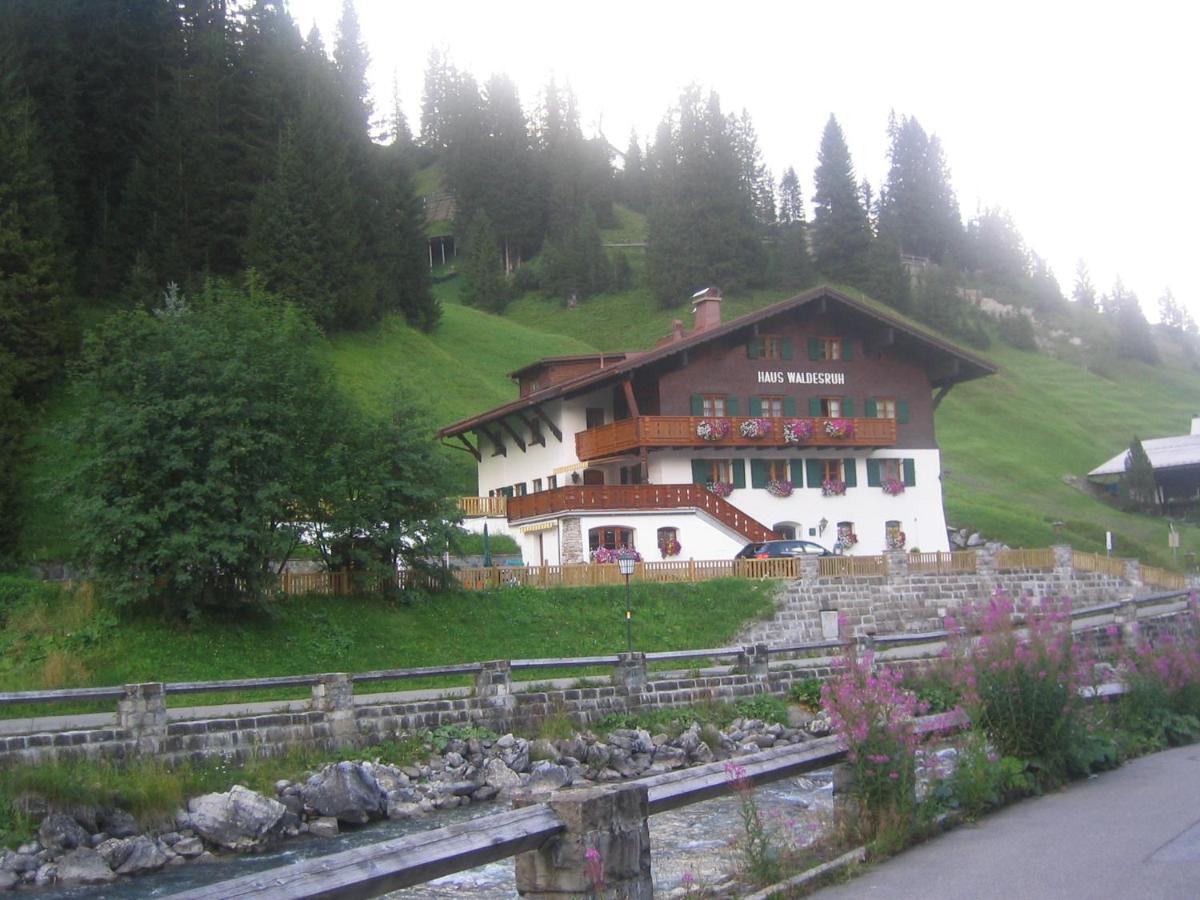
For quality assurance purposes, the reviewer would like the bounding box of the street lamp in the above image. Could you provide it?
[617,554,637,653]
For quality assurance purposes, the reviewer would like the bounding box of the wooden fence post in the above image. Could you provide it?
[514,783,652,899]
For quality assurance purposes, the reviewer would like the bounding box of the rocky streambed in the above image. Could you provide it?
[2,714,835,895]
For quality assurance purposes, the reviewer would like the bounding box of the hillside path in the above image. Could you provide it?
[813,742,1200,899]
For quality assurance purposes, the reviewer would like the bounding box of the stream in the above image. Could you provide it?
[28,772,834,898]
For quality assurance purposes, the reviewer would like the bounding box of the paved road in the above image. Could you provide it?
[814,743,1200,899]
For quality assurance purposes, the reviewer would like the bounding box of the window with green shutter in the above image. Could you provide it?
[897,400,910,424]
[726,396,740,416]
[781,337,793,360]
[783,396,796,416]
[866,459,881,486]
[903,458,916,486]
[808,336,821,360]
[805,459,823,487]
[747,337,765,358]
[691,394,704,415]
[841,339,853,361]
[732,458,746,489]
[864,398,877,417]
[841,398,854,417]
[748,396,762,416]
[790,458,806,487]
[808,397,822,416]
[843,458,857,487]
[750,458,770,488]
[691,459,709,484]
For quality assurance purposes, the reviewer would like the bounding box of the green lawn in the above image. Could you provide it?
[0,576,777,695]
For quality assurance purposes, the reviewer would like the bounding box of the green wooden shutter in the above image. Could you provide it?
[897,400,910,424]
[808,337,821,360]
[732,458,746,489]
[843,458,857,487]
[783,396,796,416]
[864,398,877,418]
[866,459,881,487]
[790,459,805,486]
[747,338,764,358]
[808,397,822,416]
[841,339,853,361]
[691,459,709,484]
[781,338,793,360]
[750,458,770,488]
[748,396,762,416]
[806,459,822,488]
[501,486,514,498]
[842,398,854,417]
[691,394,704,415]
[726,396,739,416]
[903,458,916,486]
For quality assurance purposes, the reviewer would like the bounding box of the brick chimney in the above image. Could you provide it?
[691,286,722,331]
[671,319,685,340]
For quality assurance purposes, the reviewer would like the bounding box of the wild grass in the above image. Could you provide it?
[0,577,777,701]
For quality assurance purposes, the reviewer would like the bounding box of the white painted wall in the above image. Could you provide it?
[649,448,950,554]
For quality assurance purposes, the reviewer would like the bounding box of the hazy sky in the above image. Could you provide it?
[290,0,1197,320]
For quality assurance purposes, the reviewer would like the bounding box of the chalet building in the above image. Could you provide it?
[1088,417,1200,511]
[438,286,995,564]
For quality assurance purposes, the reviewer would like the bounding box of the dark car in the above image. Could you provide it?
[735,539,833,559]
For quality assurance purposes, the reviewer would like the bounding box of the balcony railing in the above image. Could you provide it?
[575,416,897,461]
[506,484,777,543]
[458,496,508,518]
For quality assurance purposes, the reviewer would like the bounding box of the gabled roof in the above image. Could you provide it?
[438,285,998,439]
[1089,432,1200,477]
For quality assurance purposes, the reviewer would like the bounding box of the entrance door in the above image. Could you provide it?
[582,469,605,485]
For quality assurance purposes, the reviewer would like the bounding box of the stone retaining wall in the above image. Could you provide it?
[740,544,1140,645]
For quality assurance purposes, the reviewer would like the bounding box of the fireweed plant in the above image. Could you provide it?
[724,761,781,885]
[821,642,923,832]
[1114,599,1200,751]
[944,589,1092,787]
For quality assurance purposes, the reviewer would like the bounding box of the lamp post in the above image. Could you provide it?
[617,554,637,653]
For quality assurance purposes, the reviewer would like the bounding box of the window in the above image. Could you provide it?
[701,459,733,483]
[811,337,841,360]
[586,407,606,429]
[532,478,543,493]
[701,394,727,417]
[773,522,799,540]
[867,397,908,423]
[880,459,902,482]
[873,398,897,419]
[822,459,844,482]
[589,526,635,552]
[747,335,792,359]
[886,520,906,550]
[548,474,558,489]
[619,465,643,485]
[762,335,784,359]
[513,482,527,496]
[820,397,842,417]
[758,396,785,417]
[836,521,857,551]
[657,527,681,557]
[766,459,789,482]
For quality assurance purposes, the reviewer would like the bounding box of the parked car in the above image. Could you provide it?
[735,539,833,559]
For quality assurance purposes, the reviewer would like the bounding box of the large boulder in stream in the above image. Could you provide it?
[187,785,286,851]
[300,762,387,825]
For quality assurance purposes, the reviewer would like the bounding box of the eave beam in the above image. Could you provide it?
[530,404,562,442]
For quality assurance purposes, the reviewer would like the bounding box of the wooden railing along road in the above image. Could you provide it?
[575,415,897,461]
[506,484,778,543]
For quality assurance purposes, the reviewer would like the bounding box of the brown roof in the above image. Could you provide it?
[437,285,997,438]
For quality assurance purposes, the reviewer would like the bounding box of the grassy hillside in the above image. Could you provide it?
[14,213,1200,569]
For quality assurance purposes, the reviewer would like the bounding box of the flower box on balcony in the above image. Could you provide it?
[821,478,847,497]
[696,419,731,441]
[707,481,734,497]
[766,479,794,498]
[882,478,905,495]
[783,419,815,443]
[824,418,856,439]
[739,418,773,439]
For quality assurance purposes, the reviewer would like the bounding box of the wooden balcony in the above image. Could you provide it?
[575,416,897,461]
[506,484,777,543]
[457,496,508,518]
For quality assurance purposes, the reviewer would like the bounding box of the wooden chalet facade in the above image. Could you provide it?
[438,286,996,564]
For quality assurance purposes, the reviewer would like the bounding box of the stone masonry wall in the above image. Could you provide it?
[740,544,1140,646]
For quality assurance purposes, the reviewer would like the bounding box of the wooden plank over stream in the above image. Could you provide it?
[167,804,564,900]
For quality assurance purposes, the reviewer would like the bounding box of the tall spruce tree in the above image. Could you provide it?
[1124,436,1158,512]
[1106,277,1160,364]
[878,113,961,262]
[460,210,505,311]
[645,87,764,307]
[777,167,805,225]
[619,130,647,211]
[1072,260,1098,311]
[811,115,870,284]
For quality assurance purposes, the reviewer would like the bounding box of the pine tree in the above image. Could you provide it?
[729,109,775,225]
[1123,436,1159,513]
[619,130,647,211]
[1106,277,1160,364]
[460,210,506,311]
[777,167,805,225]
[333,0,371,134]
[878,114,962,262]
[1072,260,1097,311]
[419,47,454,149]
[811,114,870,284]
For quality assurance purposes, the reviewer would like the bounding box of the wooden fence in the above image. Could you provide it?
[995,547,1056,570]
[456,495,507,518]
[817,555,889,578]
[1141,565,1189,591]
[1072,550,1127,579]
[907,551,977,574]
